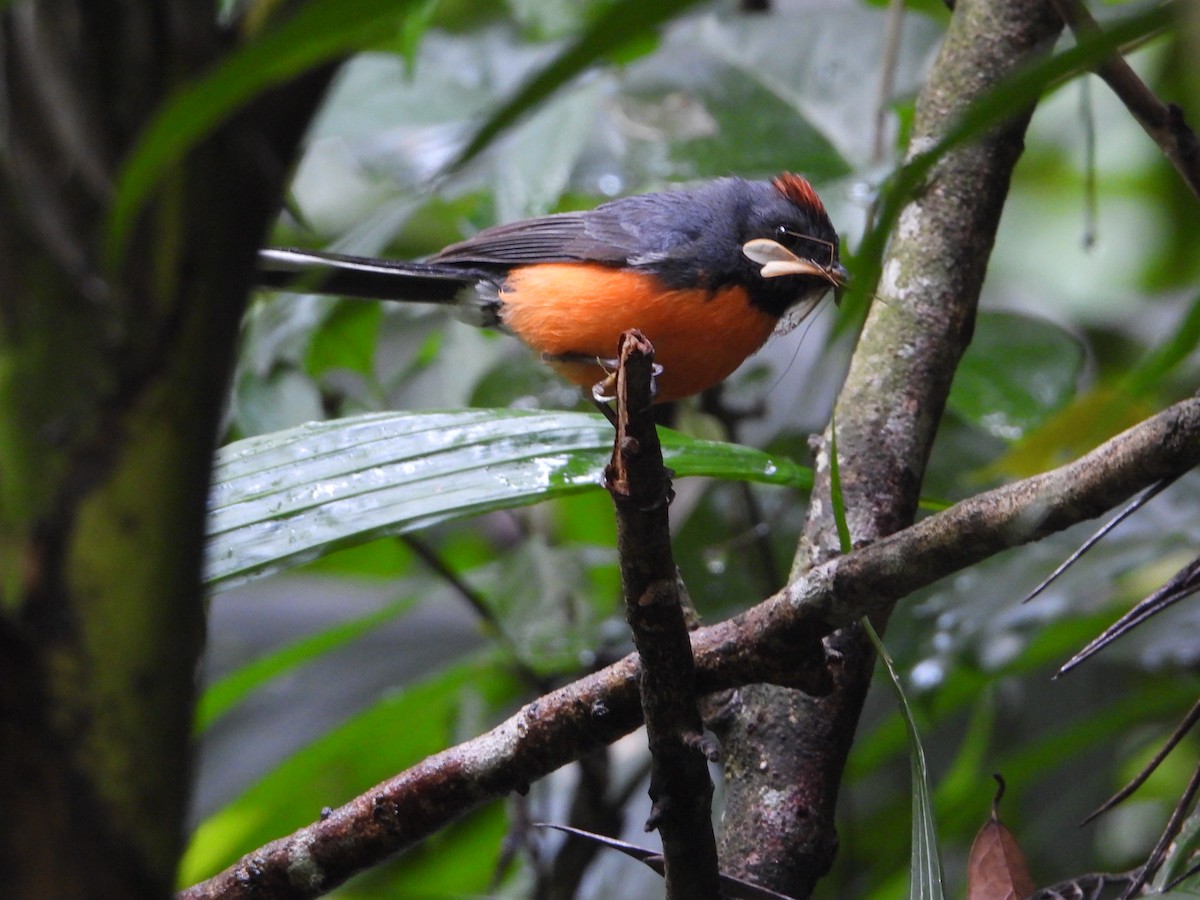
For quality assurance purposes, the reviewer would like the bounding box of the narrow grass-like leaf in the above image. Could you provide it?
[107,0,422,263]
[205,409,811,590]
[948,311,1085,441]
[863,619,946,900]
[828,414,852,555]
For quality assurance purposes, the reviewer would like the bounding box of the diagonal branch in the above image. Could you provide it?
[1048,0,1200,200]
[180,397,1200,900]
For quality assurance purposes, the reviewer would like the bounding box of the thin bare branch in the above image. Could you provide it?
[871,0,907,164]
[1121,756,1200,897]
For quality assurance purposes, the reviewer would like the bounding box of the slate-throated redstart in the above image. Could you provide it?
[257,173,846,404]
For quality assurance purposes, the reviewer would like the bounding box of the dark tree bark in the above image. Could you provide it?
[0,3,330,896]
[712,0,1065,892]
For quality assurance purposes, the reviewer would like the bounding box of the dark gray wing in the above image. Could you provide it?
[428,213,607,266]
[428,185,736,271]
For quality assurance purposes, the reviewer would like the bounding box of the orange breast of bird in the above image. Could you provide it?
[497,263,778,404]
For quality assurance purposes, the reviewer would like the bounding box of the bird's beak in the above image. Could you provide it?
[742,238,846,287]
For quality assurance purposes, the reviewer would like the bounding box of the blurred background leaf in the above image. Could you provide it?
[107,0,429,259]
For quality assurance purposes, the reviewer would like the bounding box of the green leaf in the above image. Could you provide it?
[947,311,1085,440]
[194,599,414,732]
[107,0,425,263]
[863,619,946,900]
[1122,290,1200,398]
[205,409,811,590]
[179,658,521,886]
[1151,801,1200,893]
[448,0,706,173]
[305,300,384,379]
[666,67,851,182]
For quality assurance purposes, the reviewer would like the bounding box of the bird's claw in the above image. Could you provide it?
[590,358,663,404]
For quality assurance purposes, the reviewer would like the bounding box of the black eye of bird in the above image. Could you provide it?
[775,225,837,269]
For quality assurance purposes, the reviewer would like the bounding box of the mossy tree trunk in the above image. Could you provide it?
[713,0,1064,892]
[0,4,328,896]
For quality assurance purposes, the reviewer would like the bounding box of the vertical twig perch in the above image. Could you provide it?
[604,329,721,900]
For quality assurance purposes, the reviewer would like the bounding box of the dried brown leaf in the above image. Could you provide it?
[968,776,1036,900]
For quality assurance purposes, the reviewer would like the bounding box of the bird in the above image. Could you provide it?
[257,173,846,405]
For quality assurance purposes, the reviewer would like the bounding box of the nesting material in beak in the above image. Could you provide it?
[742,238,846,286]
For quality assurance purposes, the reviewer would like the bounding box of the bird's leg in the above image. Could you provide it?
[589,393,619,426]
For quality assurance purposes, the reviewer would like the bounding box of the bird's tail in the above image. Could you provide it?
[256,248,487,307]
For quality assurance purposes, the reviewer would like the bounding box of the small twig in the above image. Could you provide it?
[604,329,721,900]
[1028,870,1136,899]
[1079,75,1098,249]
[1165,858,1200,893]
[1083,697,1200,824]
[1021,475,1177,605]
[871,0,907,164]
[1049,0,1200,201]
[1057,552,1200,676]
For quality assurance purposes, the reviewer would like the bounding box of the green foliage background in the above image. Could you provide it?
[181,0,1200,896]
